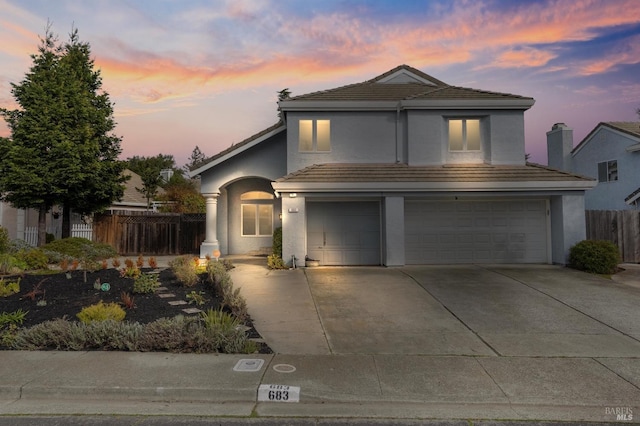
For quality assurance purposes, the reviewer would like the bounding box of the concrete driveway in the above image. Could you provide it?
[231,261,640,357]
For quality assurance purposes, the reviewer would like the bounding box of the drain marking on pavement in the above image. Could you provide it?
[273,363,296,373]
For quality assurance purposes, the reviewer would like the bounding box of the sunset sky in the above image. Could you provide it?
[1,0,639,168]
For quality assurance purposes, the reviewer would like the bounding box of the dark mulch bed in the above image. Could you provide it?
[0,267,271,353]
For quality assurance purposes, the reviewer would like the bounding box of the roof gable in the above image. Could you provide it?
[572,121,640,155]
[190,121,285,177]
[279,65,533,111]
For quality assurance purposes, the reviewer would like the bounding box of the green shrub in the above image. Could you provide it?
[169,255,200,287]
[0,278,20,297]
[267,254,286,270]
[82,320,143,351]
[11,315,255,353]
[42,237,116,263]
[206,261,248,321]
[15,248,49,270]
[199,308,248,353]
[272,226,282,257]
[13,319,87,350]
[0,309,28,327]
[569,239,621,275]
[137,316,193,352]
[77,301,126,323]
[133,273,159,294]
[0,254,26,275]
[0,226,9,254]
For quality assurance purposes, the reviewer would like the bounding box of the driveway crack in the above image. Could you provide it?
[401,269,503,357]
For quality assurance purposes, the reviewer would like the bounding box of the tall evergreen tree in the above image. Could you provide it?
[0,26,126,245]
[56,28,127,237]
[0,29,68,246]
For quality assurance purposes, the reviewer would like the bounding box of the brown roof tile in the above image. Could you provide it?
[287,65,532,103]
[275,163,592,183]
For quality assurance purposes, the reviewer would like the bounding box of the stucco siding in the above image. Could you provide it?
[286,111,398,173]
[200,131,286,194]
[407,111,444,165]
[486,111,526,165]
[572,128,639,210]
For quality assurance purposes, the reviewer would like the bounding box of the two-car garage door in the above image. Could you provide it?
[405,200,549,264]
[306,199,549,265]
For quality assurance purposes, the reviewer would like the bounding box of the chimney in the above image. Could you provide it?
[547,123,573,171]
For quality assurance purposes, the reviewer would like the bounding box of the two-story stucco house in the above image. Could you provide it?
[192,65,594,266]
[547,121,640,210]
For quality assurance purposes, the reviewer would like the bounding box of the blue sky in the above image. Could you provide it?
[1,0,639,167]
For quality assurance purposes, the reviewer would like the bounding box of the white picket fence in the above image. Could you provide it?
[23,223,93,246]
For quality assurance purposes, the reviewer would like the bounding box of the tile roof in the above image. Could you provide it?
[605,121,640,137]
[275,163,593,184]
[573,121,640,153]
[286,64,532,103]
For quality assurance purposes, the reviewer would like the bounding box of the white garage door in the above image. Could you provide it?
[405,200,548,264]
[307,201,380,265]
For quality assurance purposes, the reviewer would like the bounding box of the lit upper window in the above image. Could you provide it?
[449,119,481,151]
[299,119,330,152]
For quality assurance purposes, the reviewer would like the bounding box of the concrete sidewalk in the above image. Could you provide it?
[0,350,638,423]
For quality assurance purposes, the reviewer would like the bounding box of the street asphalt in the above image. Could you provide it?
[1,257,639,424]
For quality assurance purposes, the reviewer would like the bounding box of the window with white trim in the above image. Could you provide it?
[241,191,274,236]
[448,119,481,151]
[598,160,618,182]
[299,119,330,152]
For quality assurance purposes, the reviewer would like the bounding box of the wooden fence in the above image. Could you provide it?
[585,210,640,263]
[93,212,206,256]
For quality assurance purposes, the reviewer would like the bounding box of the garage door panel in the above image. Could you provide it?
[406,200,548,264]
[307,202,380,266]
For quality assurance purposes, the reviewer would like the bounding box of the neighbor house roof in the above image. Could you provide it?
[111,169,164,209]
[272,163,595,193]
[572,121,640,154]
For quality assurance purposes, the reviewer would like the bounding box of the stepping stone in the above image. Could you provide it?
[156,287,168,292]
[168,300,188,306]
[158,293,175,298]
[182,307,202,314]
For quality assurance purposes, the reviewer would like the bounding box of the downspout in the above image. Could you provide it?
[395,102,401,163]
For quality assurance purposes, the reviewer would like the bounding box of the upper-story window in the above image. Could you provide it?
[448,119,481,151]
[299,119,330,152]
[598,160,618,182]
[240,191,274,237]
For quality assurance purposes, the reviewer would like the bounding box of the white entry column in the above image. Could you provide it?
[200,192,220,258]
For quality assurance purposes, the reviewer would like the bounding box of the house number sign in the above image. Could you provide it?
[257,384,300,402]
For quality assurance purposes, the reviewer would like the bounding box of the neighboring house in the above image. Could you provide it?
[0,169,158,244]
[192,65,595,266]
[547,122,640,210]
[108,169,164,212]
